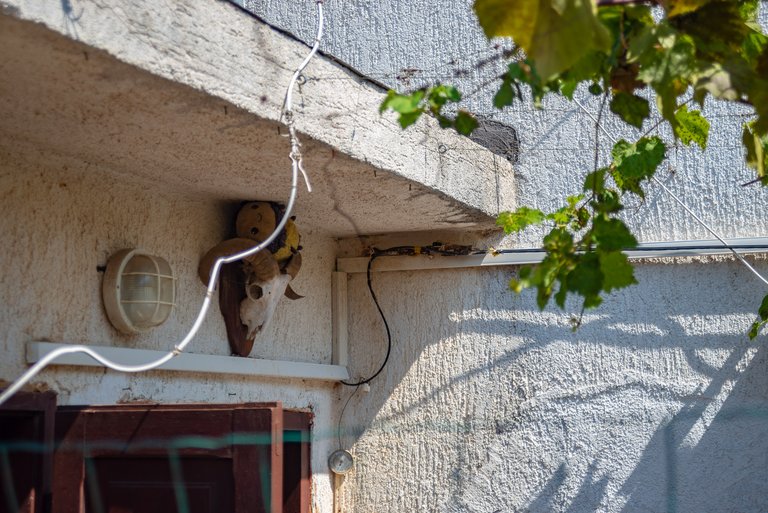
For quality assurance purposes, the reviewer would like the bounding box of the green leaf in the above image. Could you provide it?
[566,253,603,301]
[543,227,575,253]
[672,2,748,59]
[380,90,425,114]
[739,0,760,22]
[380,90,427,128]
[592,217,638,251]
[674,106,709,150]
[743,122,768,179]
[584,168,606,193]
[742,29,768,66]
[441,85,462,102]
[547,197,586,228]
[610,92,650,129]
[428,85,462,112]
[611,136,667,196]
[497,207,546,233]
[749,294,768,339]
[510,266,535,293]
[494,80,515,108]
[454,111,479,135]
[474,0,539,47]
[588,83,603,96]
[664,0,713,18]
[599,251,638,292]
[593,189,623,214]
[474,0,611,80]
[397,111,423,129]
[758,294,768,320]
[634,28,696,123]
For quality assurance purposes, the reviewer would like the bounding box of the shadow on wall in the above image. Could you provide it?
[338,260,768,512]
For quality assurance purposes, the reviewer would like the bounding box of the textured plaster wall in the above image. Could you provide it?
[2,0,514,230]
[238,0,768,245]
[239,3,768,512]
[0,150,338,511]
[338,257,768,512]
[2,1,767,512]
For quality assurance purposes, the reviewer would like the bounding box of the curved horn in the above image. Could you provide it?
[198,238,277,285]
[284,284,304,300]
[282,252,302,279]
[282,253,304,299]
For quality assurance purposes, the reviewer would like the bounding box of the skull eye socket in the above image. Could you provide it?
[247,283,264,301]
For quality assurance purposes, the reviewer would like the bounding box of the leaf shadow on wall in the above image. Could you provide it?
[339,261,768,512]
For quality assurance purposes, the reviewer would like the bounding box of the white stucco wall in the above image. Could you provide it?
[238,4,768,512]
[0,147,341,510]
[239,0,768,244]
[337,255,768,512]
[3,1,767,512]
[1,0,514,235]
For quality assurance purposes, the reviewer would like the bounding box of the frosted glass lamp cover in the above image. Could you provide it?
[102,249,176,334]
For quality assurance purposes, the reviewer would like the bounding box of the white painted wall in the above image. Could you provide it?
[338,255,768,512]
[2,1,768,512]
[239,0,768,244]
[230,2,768,511]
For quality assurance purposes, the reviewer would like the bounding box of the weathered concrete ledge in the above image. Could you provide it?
[1,0,515,236]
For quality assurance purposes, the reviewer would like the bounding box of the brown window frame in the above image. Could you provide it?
[282,412,311,513]
[0,390,56,513]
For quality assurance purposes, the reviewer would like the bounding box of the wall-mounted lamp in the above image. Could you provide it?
[102,249,176,334]
[328,449,354,475]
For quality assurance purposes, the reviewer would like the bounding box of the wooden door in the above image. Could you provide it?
[53,404,283,513]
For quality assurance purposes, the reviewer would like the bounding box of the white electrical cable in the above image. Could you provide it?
[282,0,324,194]
[572,97,768,288]
[0,0,325,407]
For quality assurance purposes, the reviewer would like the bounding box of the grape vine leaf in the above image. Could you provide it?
[610,136,666,197]
[748,294,768,339]
[474,0,610,80]
[743,122,768,180]
[455,111,479,135]
[663,0,713,18]
[591,217,638,251]
[497,207,546,233]
[566,252,603,305]
[494,79,515,108]
[380,90,426,128]
[599,251,638,292]
[610,92,650,129]
[674,106,709,150]
[634,28,697,123]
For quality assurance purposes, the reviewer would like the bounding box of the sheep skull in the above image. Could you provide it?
[240,270,292,339]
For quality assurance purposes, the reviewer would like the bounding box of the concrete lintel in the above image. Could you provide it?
[1,1,515,234]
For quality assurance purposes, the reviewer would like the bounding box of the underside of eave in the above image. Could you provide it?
[0,1,515,238]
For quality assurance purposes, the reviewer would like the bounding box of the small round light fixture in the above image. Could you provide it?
[102,249,176,334]
[328,449,354,475]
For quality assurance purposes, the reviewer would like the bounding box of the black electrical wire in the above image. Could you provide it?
[341,253,392,386]
[336,384,360,447]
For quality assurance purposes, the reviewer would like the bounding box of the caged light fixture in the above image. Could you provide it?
[102,249,176,334]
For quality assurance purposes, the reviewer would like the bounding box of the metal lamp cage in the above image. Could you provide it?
[103,248,176,334]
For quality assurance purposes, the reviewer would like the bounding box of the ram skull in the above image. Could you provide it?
[239,250,301,339]
[198,239,303,345]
